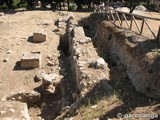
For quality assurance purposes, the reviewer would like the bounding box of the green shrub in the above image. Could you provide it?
[20,3,28,8]
[68,3,77,11]
[148,4,157,11]
[139,2,147,6]
[0,5,7,10]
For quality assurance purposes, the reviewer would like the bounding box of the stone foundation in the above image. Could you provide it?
[88,14,160,99]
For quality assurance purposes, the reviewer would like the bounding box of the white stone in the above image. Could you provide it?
[0,111,6,115]
[36,70,45,81]
[90,105,97,109]
[64,117,73,120]
[96,58,106,69]
[7,50,12,54]
[47,60,54,66]
[1,96,6,102]
[45,84,56,94]
[135,5,147,11]
[3,58,9,62]
[42,73,57,85]
[9,108,15,113]
[116,7,130,12]
[0,13,4,16]
[73,27,85,39]
[47,55,52,59]
[58,22,66,28]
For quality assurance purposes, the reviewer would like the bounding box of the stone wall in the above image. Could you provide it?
[68,17,112,97]
[54,16,112,116]
[88,14,160,99]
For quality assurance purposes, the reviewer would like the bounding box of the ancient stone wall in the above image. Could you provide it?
[88,14,160,99]
[68,17,112,97]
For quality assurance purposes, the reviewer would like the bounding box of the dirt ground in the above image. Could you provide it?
[0,9,160,120]
[0,10,90,119]
[0,10,90,97]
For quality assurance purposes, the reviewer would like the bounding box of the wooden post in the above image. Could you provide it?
[140,18,145,35]
[132,16,141,33]
[157,26,160,42]
[115,12,121,26]
[120,13,123,27]
[122,13,130,28]
[144,19,156,39]
[110,10,115,22]
[130,16,133,30]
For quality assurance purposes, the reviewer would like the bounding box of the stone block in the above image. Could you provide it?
[58,22,66,28]
[21,52,41,68]
[0,101,30,120]
[73,27,85,39]
[0,12,4,16]
[33,29,47,43]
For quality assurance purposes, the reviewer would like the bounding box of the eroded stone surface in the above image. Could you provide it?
[89,13,160,99]
[0,101,30,120]
[69,26,111,95]
[42,73,57,86]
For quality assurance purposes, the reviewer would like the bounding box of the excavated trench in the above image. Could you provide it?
[85,13,160,100]
[39,13,160,119]
[3,13,160,120]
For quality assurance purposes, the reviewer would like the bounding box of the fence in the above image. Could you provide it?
[94,7,160,40]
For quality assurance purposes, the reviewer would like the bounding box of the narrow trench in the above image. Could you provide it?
[28,18,159,120]
[81,22,159,119]
[39,34,76,120]
[26,35,76,120]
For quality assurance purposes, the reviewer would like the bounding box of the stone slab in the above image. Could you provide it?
[21,52,41,68]
[33,29,47,43]
[0,101,30,120]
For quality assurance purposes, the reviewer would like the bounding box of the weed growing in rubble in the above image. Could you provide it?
[88,98,91,108]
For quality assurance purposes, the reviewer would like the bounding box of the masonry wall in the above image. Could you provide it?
[88,14,160,99]
[67,17,112,97]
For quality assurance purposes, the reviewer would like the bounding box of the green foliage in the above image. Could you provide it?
[148,4,157,11]
[20,3,27,8]
[13,0,20,6]
[68,3,77,11]
[123,0,145,13]
[0,5,7,10]
[87,98,91,107]
[139,2,147,6]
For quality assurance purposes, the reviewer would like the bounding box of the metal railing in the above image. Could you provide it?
[95,7,160,40]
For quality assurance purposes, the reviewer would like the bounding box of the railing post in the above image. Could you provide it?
[140,18,145,35]
[120,14,123,27]
[130,16,133,30]
[157,26,160,42]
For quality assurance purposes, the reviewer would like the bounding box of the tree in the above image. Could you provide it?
[124,0,145,13]
[74,0,84,10]
[2,0,13,9]
[26,0,34,9]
